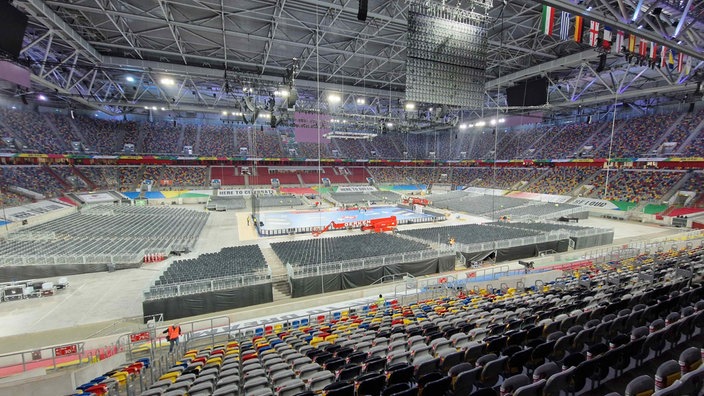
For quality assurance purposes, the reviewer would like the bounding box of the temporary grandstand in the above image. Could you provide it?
[143,245,272,320]
[1,0,704,395]
[0,205,208,280]
[272,233,455,297]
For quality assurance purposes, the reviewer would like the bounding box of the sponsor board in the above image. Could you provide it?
[2,200,72,222]
[571,197,620,210]
[506,191,572,203]
[217,189,274,197]
[77,193,116,203]
[337,186,377,193]
[462,187,507,196]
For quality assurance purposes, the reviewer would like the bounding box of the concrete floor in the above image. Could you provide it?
[0,203,687,354]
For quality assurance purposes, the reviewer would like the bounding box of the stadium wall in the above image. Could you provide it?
[142,283,273,321]
[290,255,455,298]
[0,261,142,282]
[459,238,570,264]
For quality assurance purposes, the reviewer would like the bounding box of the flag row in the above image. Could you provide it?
[541,5,692,73]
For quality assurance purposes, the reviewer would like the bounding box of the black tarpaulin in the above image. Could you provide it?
[142,283,273,321]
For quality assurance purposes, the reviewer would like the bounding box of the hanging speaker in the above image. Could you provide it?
[357,0,368,21]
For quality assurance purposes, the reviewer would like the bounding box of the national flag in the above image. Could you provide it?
[602,26,613,51]
[541,5,556,35]
[684,56,692,74]
[589,20,600,46]
[574,16,584,43]
[668,50,675,70]
[559,11,570,41]
[649,42,657,60]
[638,38,647,57]
[628,34,636,53]
[615,31,625,54]
[660,45,668,68]
[677,53,685,73]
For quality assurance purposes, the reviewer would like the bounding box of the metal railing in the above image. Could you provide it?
[285,248,455,278]
[453,230,571,254]
[143,268,272,300]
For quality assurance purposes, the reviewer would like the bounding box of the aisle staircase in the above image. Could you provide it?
[259,243,291,300]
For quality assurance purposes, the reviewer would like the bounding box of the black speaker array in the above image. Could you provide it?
[357,0,368,21]
[0,1,29,60]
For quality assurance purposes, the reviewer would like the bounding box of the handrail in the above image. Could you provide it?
[286,248,455,278]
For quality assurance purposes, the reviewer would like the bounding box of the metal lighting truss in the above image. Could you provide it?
[2,0,702,119]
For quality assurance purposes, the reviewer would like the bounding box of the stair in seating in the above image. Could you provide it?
[271,277,291,301]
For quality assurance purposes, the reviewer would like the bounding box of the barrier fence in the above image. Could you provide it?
[143,268,272,300]
[285,248,455,278]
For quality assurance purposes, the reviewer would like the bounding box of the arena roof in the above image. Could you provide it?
[3,0,704,122]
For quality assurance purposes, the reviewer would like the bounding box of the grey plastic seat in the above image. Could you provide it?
[211,384,238,396]
[188,381,215,396]
[500,373,531,395]
[388,340,406,353]
[624,375,655,396]
[532,362,560,382]
[678,365,704,395]
[513,379,546,396]
[275,379,306,396]
[298,363,322,381]
[543,366,575,396]
[678,346,702,375]
[655,360,681,391]
[248,388,274,396]
[243,376,270,394]
[271,369,296,387]
[307,370,335,392]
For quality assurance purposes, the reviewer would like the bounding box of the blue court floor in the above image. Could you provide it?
[257,205,437,233]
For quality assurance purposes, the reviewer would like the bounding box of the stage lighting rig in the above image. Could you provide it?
[406,0,489,109]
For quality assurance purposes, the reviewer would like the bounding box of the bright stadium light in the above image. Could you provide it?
[404,102,416,111]
[475,121,486,127]
[356,98,366,105]
[126,76,135,83]
[490,119,497,126]
[222,110,228,115]
[499,118,506,123]
[327,93,342,103]
[459,123,467,130]
[160,77,175,86]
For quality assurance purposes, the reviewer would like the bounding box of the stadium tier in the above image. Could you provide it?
[126,245,704,396]
[1,109,703,159]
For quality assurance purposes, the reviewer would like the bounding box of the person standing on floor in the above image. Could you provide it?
[163,323,182,353]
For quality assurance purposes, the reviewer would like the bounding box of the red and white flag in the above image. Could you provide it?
[660,45,668,68]
[589,21,600,47]
[638,38,647,57]
[649,42,657,60]
[615,31,625,54]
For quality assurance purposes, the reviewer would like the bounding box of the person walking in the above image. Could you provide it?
[163,323,181,353]
[376,294,386,308]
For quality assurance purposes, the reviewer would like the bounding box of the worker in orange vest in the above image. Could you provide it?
[163,323,181,353]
